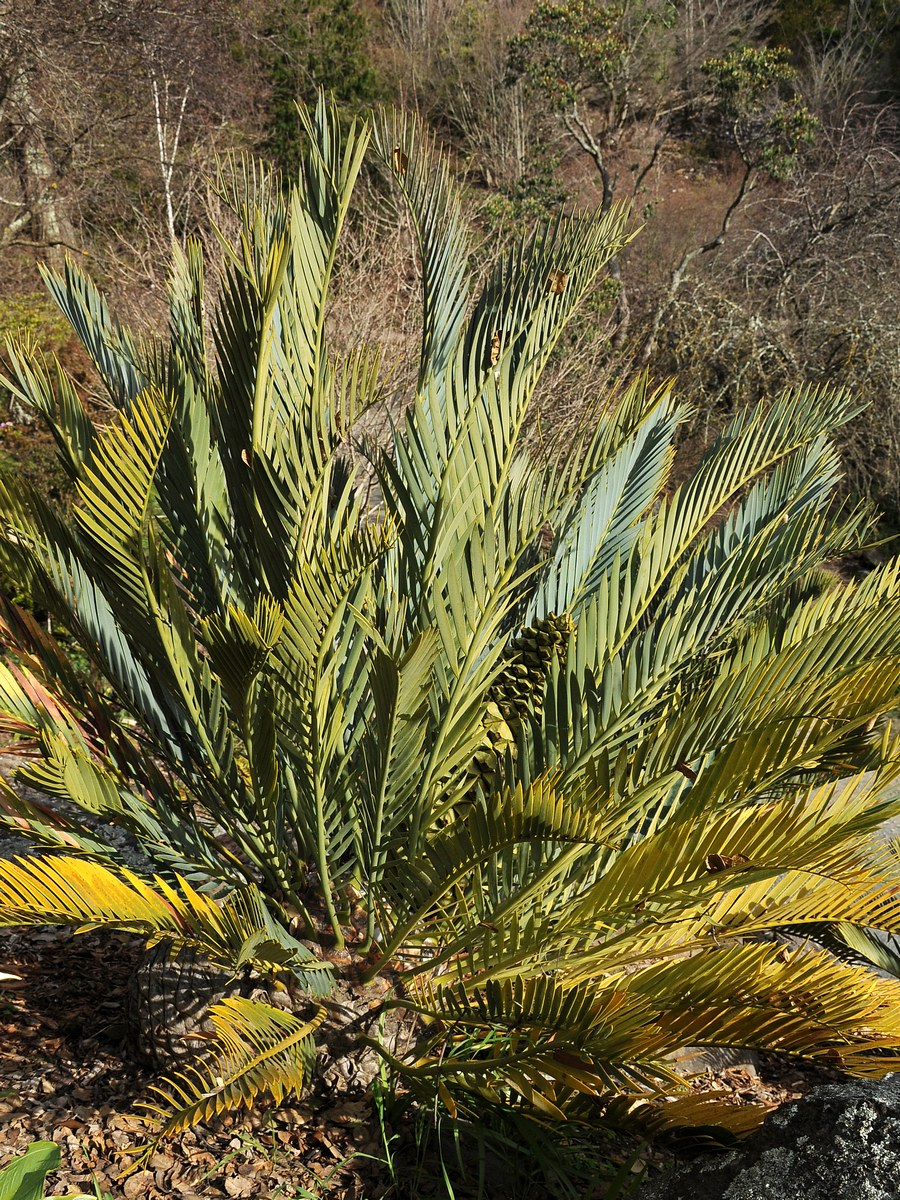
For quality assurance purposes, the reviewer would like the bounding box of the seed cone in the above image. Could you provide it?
[467,612,575,790]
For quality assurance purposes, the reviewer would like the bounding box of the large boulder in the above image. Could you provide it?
[638,1075,900,1200]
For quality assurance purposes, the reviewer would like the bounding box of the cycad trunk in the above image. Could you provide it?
[126,941,248,1066]
[127,941,413,1096]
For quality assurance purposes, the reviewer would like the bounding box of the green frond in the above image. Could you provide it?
[373,108,469,398]
[601,1093,766,1146]
[622,942,900,1071]
[40,258,148,409]
[44,545,192,748]
[399,940,900,1126]
[0,853,187,932]
[529,398,680,620]
[377,772,614,966]
[568,767,900,930]
[136,998,326,1145]
[0,855,332,991]
[357,629,440,894]
[2,339,96,481]
[826,923,900,979]
[153,241,229,617]
[73,386,173,635]
[201,597,285,721]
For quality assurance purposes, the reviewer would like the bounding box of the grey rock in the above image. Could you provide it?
[637,1075,900,1200]
[667,1046,760,1077]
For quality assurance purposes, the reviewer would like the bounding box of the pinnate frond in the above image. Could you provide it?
[0,855,332,990]
[136,998,325,1146]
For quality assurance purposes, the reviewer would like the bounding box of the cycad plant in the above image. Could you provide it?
[3,98,900,1161]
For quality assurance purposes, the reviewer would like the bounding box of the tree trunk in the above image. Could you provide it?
[7,56,77,269]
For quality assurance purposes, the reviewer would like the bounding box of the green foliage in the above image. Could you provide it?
[0,295,70,357]
[2,97,900,1165]
[0,1141,107,1200]
[771,0,848,49]
[771,1,899,59]
[140,998,327,1140]
[0,1141,58,1200]
[702,47,817,176]
[385,1098,636,1200]
[507,1,628,109]
[0,298,80,578]
[509,7,816,182]
[0,426,71,610]
[0,1140,98,1200]
[0,427,70,503]
[770,0,900,99]
[479,148,570,245]
[260,0,381,175]
[0,294,74,418]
